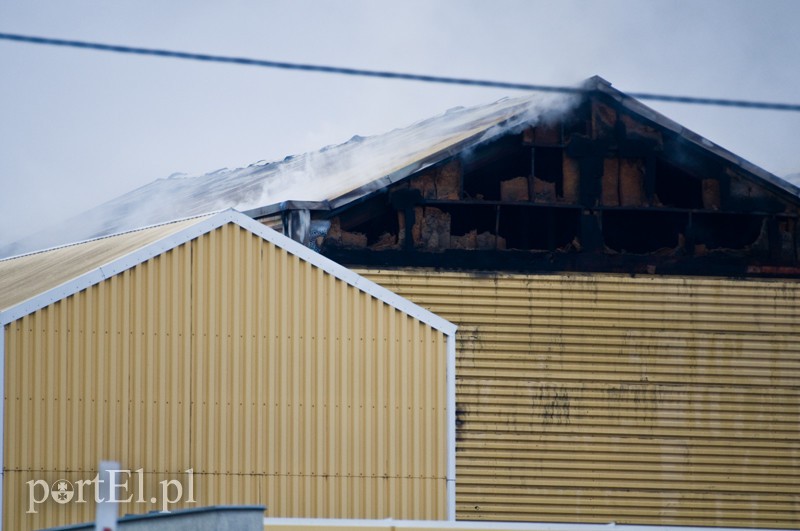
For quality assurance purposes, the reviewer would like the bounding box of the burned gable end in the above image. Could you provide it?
[287,91,800,278]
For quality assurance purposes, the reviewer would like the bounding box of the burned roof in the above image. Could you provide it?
[306,77,800,278]
[0,91,569,258]
[3,76,798,260]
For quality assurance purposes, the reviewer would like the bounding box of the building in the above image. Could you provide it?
[296,78,800,528]
[5,76,800,528]
[0,210,457,530]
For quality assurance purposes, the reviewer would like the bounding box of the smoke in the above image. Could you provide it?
[0,89,581,258]
[242,89,579,210]
[476,92,578,145]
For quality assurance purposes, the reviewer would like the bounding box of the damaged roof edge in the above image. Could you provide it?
[251,76,800,223]
[244,112,538,218]
[243,201,331,218]
[588,76,800,200]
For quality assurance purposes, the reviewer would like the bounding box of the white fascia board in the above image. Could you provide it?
[263,519,790,531]
[0,209,458,338]
[446,333,456,521]
[233,211,457,336]
[0,269,107,325]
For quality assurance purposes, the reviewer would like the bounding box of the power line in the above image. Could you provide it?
[2,32,799,112]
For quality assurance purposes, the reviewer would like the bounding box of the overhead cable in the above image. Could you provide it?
[1,32,799,112]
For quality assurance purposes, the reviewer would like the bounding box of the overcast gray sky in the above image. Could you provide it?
[1,0,799,249]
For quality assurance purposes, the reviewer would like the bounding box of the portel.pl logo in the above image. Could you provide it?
[26,467,196,514]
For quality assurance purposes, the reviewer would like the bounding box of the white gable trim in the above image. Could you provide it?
[446,333,457,520]
[0,324,5,528]
[232,212,456,335]
[0,209,456,335]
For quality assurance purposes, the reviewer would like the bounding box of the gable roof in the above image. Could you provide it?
[0,209,456,335]
[4,76,798,258]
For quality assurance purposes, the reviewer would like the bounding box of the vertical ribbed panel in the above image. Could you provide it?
[189,224,447,519]
[5,244,193,530]
[358,269,800,529]
[4,223,447,530]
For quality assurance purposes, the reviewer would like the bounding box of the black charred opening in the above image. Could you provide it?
[603,211,686,254]
[691,213,764,250]
[500,206,579,250]
[533,147,564,198]
[339,196,399,245]
[462,135,530,200]
[446,203,497,236]
[655,159,704,209]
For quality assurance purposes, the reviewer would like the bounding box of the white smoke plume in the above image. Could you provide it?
[0,90,579,258]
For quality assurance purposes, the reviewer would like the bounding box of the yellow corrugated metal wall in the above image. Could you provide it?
[358,269,800,529]
[4,223,447,530]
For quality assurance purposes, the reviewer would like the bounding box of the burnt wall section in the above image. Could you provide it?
[312,94,800,278]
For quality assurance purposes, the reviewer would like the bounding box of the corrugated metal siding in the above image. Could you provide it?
[357,269,800,529]
[188,224,447,518]
[4,223,447,530]
[4,244,195,531]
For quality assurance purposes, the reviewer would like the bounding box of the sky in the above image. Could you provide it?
[1,0,799,249]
